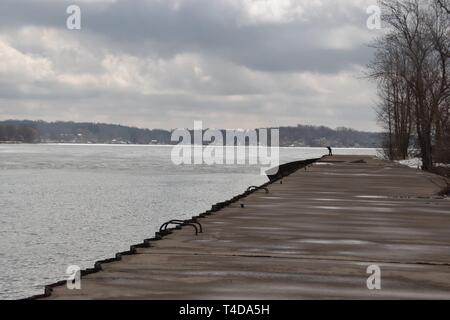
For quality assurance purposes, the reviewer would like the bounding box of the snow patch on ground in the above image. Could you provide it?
[397,158,422,169]
[396,158,450,169]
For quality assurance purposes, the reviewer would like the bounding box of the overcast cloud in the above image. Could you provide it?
[0,0,382,131]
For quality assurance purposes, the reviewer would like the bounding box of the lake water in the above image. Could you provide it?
[0,144,378,299]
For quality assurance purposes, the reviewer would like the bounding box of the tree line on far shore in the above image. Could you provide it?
[0,124,39,143]
[368,0,450,170]
[0,120,381,148]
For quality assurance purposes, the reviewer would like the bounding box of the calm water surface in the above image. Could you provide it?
[0,144,377,299]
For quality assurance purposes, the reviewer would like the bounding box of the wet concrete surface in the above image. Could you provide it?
[44,155,450,299]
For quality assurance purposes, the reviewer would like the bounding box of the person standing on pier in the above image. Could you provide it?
[327,146,333,156]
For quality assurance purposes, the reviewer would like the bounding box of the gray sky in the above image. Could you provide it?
[0,0,382,131]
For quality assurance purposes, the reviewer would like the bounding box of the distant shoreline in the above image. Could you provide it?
[0,120,383,148]
[0,142,378,150]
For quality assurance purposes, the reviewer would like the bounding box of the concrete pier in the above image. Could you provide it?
[42,155,450,299]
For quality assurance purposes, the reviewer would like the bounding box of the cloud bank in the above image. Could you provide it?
[0,0,381,130]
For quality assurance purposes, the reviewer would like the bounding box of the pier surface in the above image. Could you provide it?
[44,155,450,299]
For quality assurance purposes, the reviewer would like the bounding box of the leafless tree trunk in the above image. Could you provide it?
[369,29,413,160]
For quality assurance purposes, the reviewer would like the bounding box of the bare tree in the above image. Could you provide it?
[429,0,450,163]
[369,21,413,160]
[370,0,449,170]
